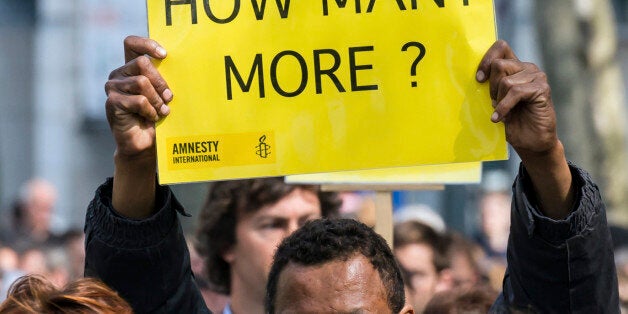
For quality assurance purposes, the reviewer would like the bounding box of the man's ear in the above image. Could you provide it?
[222,247,235,264]
[399,304,414,314]
[435,268,454,292]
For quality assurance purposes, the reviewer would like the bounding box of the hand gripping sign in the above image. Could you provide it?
[147,0,506,184]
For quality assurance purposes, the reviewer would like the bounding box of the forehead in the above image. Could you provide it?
[395,243,435,269]
[274,255,390,313]
[243,188,322,219]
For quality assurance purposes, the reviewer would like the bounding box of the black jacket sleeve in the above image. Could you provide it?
[84,178,210,314]
[492,163,619,313]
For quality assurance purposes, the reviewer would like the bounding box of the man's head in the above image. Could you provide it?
[423,287,498,313]
[394,220,450,313]
[194,177,340,299]
[479,190,511,255]
[266,218,413,314]
[15,179,56,239]
[443,233,482,290]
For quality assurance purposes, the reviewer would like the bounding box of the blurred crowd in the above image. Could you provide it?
[175,170,531,313]
[0,179,85,303]
[2,171,628,312]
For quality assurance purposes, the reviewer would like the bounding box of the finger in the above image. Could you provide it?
[106,91,160,122]
[491,87,525,123]
[492,79,549,123]
[107,76,170,116]
[488,59,526,99]
[124,36,167,63]
[476,40,518,83]
[109,56,173,103]
[495,67,536,105]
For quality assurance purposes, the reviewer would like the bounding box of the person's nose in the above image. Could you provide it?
[286,220,300,235]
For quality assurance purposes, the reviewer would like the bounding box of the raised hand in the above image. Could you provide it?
[476,40,558,156]
[105,36,172,159]
[476,40,573,220]
[105,36,172,218]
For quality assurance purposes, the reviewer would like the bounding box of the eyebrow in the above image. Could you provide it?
[255,212,319,220]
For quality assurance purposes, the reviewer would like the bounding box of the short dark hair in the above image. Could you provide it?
[394,220,450,272]
[194,177,341,294]
[265,218,406,313]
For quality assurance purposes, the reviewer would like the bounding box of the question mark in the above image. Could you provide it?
[401,42,426,88]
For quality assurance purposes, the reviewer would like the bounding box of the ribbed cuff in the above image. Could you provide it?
[518,162,601,245]
[86,177,189,249]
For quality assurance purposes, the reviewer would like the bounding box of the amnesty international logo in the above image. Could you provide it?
[256,135,271,159]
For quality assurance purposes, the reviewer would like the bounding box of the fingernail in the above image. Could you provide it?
[491,111,500,122]
[476,70,485,82]
[163,89,173,102]
[160,105,170,115]
[156,46,167,58]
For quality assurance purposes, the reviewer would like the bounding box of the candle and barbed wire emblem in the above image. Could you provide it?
[256,135,271,159]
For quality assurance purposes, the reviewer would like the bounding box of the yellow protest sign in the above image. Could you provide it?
[147,0,506,184]
[285,162,482,185]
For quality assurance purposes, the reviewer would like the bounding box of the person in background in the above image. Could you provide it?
[476,186,511,259]
[0,246,19,303]
[423,287,498,313]
[18,248,47,277]
[472,172,513,291]
[613,248,628,311]
[4,247,51,298]
[1,240,83,303]
[186,237,230,313]
[44,245,71,289]
[442,232,484,291]
[0,179,58,252]
[0,274,132,313]
[0,247,19,276]
[394,220,452,313]
[394,204,446,234]
[60,229,86,282]
[193,178,340,314]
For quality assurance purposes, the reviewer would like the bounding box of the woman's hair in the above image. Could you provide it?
[0,274,132,313]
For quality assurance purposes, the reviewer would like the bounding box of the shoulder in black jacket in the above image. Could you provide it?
[491,163,619,313]
[84,178,210,313]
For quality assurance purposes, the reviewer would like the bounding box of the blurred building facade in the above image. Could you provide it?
[1,0,150,233]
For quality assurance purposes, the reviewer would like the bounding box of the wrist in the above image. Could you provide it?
[113,148,157,219]
[114,148,156,176]
[519,141,563,167]
[518,140,574,220]
[114,147,156,164]
[513,136,561,162]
